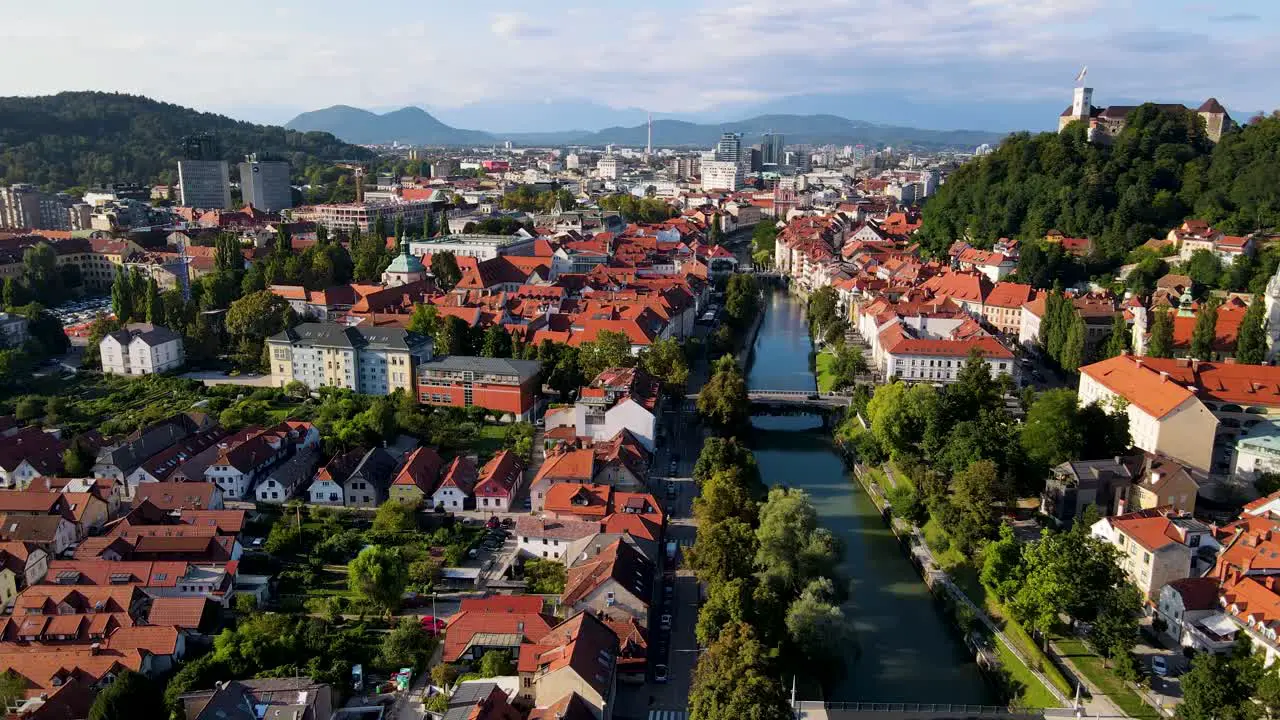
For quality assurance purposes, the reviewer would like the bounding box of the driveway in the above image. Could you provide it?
[1135,638,1185,713]
[181,370,275,387]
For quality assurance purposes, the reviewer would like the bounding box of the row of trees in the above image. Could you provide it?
[686,435,853,717]
[597,194,678,223]
[982,521,1144,675]
[851,355,1128,554]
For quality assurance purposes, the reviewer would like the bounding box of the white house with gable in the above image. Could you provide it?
[99,323,185,376]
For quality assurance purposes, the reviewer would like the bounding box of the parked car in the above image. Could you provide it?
[654,664,669,683]
[486,516,500,529]
[1151,655,1168,677]
[500,517,515,528]
[420,616,446,634]
[660,614,672,631]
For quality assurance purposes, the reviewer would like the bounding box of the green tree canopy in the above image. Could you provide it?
[577,330,634,381]
[348,545,407,616]
[1236,294,1268,364]
[430,251,462,291]
[89,670,165,720]
[688,623,793,720]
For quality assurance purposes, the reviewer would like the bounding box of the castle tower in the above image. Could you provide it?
[1072,86,1093,119]
[1059,86,1094,133]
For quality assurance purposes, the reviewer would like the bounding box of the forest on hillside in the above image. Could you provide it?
[917,106,1280,263]
[0,92,373,190]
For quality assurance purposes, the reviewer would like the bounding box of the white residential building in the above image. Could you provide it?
[99,323,185,376]
[544,367,661,451]
[701,160,743,191]
[1077,355,1219,471]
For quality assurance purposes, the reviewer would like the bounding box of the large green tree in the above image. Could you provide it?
[430,250,462,291]
[697,356,750,434]
[639,337,690,395]
[89,670,165,720]
[1236,294,1268,364]
[577,330,634,381]
[1189,299,1221,360]
[688,623,793,720]
[348,545,407,616]
[1147,309,1175,358]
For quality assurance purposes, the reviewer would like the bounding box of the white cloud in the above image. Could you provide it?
[0,0,1277,124]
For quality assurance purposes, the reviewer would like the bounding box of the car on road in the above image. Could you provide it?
[500,517,515,528]
[1151,655,1168,677]
[660,613,672,630]
[420,616,446,635]
[654,664,669,683]
[668,461,678,475]
[666,481,677,498]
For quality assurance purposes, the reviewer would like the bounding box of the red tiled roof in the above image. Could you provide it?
[1079,355,1198,419]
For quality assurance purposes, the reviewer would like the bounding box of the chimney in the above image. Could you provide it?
[1159,371,1169,383]
[1150,472,1162,485]
[90,642,101,655]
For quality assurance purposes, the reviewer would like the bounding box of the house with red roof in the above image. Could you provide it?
[388,446,444,506]
[1091,507,1218,599]
[442,595,556,664]
[561,539,653,627]
[1078,355,1224,471]
[544,368,661,452]
[518,612,619,719]
[0,427,66,489]
[432,456,478,511]
[474,450,522,512]
[530,449,597,512]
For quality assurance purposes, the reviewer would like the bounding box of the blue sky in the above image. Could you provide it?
[3,0,1276,129]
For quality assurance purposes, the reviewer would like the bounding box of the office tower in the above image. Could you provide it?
[761,132,785,166]
[178,161,232,209]
[238,155,293,212]
[714,132,743,165]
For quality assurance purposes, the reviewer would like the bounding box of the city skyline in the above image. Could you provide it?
[2,0,1277,131]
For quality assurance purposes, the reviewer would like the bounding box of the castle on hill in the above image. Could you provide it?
[1058,86,1234,143]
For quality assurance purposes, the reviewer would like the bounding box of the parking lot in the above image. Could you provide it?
[51,296,112,326]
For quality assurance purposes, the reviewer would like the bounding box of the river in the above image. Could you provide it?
[746,290,992,704]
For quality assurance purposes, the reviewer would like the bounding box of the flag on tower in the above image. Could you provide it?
[1074,66,1088,84]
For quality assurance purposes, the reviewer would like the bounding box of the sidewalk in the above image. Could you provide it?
[1048,641,1131,719]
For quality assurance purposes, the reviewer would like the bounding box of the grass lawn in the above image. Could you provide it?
[952,564,1075,700]
[995,639,1060,709]
[922,516,967,570]
[474,424,507,459]
[1055,637,1160,719]
[815,352,836,393]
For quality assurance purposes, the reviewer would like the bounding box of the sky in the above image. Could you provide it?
[3,0,1277,131]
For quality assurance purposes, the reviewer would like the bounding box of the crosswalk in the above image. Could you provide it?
[648,710,688,720]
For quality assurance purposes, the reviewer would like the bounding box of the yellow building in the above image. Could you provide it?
[267,323,432,396]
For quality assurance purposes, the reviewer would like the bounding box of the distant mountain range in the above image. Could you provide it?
[284,105,1009,150]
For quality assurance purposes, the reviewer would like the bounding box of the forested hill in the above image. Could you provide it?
[918,105,1280,262]
[0,92,374,190]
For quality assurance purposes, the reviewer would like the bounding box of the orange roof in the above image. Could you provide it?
[544,483,611,518]
[534,449,596,485]
[442,595,554,663]
[984,282,1034,309]
[390,446,444,493]
[145,597,208,629]
[1109,510,1186,552]
[1222,576,1280,628]
[1079,355,1197,419]
[1099,355,1280,410]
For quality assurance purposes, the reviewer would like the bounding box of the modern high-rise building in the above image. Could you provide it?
[0,184,78,230]
[714,133,743,166]
[178,160,231,209]
[761,133,785,167]
[238,155,293,212]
